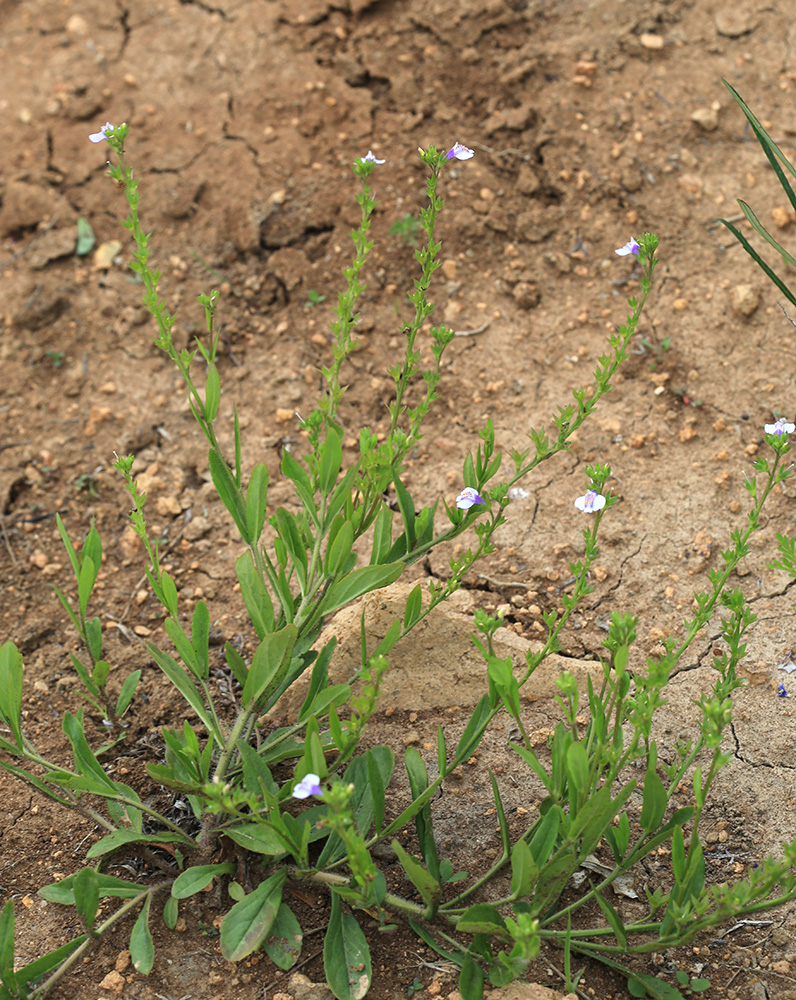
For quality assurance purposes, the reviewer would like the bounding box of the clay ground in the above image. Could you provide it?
[3,1,796,998]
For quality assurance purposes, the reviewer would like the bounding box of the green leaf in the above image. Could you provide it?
[511,743,553,793]
[367,750,386,834]
[191,600,210,679]
[404,748,440,881]
[151,570,175,620]
[456,905,507,937]
[369,505,393,565]
[510,839,538,899]
[565,740,589,794]
[459,952,484,1000]
[490,771,510,857]
[672,826,685,882]
[56,513,80,577]
[246,462,270,545]
[14,935,88,991]
[242,624,298,709]
[594,890,626,949]
[640,765,667,834]
[235,551,275,639]
[163,895,179,930]
[263,902,303,970]
[62,712,115,789]
[238,741,279,799]
[86,830,192,860]
[73,867,100,929]
[325,517,355,577]
[452,696,491,767]
[323,893,372,1000]
[209,448,250,543]
[77,555,96,618]
[92,658,110,690]
[76,216,96,255]
[273,507,308,591]
[147,643,220,742]
[319,430,343,495]
[115,670,141,718]
[282,450,317,522]
[738,199,796,267]
[204,362,221,422]
[39,872,146,904]
[628,972,685,999]
[220,871,286,962]
[403,584,422,630]
[605,812,631,864]
[394,476,416,550]
[225,823,285,856]
[130,895,154,974]
[320,562,403,617]
[0,642,23,748]
[391,840,439,908]
[171,863,236,899]
[0,900,18,996]
[529,804,560,866]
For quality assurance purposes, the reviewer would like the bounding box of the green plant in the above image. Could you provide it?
[5,123,796,1000]
[719,80,796,310]
[305,288,326,308]
[44,350,65,368]
[388,211,422,248]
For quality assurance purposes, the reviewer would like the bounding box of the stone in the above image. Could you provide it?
[513,282,541,310]
[715,6,760,37]
[730,284,760,317]
[691,104,719,131]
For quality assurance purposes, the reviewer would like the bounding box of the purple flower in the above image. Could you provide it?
[88,122,115,144]
[615,237,641,257]
[361,150,386,164]
[293,773,323,799]
[778,683,789,698]
[574,489,606,513]
[445,142,474,161]
[765,417,795,437]
[456,487,486,510]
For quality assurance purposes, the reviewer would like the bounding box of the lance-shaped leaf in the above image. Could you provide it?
[242,624,298,709]
[130,894,154,974]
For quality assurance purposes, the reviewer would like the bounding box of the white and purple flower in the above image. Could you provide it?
[361,150,386,164]
[764,416,795,437]
[88,122,115,144]
[445,142,474,161]
[456,487,486,510]
[615,237,641,257]
[292,773,323,799]
[574,489,606,513]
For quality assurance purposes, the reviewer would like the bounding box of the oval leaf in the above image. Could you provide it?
[323,893,372,1000]
[263,902,303,970]
[220,870,286,962]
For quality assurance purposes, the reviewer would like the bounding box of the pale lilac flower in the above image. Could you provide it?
[293,773,323,799]
[574,489,606,513]
[361,150,385,164]
[615,237,640,257]
[765,416,795,437]
[88,122,115,144]
[445,142,474,161]
[456,487,486,510]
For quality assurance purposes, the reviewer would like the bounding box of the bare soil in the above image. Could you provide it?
[4,1,796,998]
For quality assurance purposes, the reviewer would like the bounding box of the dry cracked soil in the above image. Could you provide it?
[4,1,796,999]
